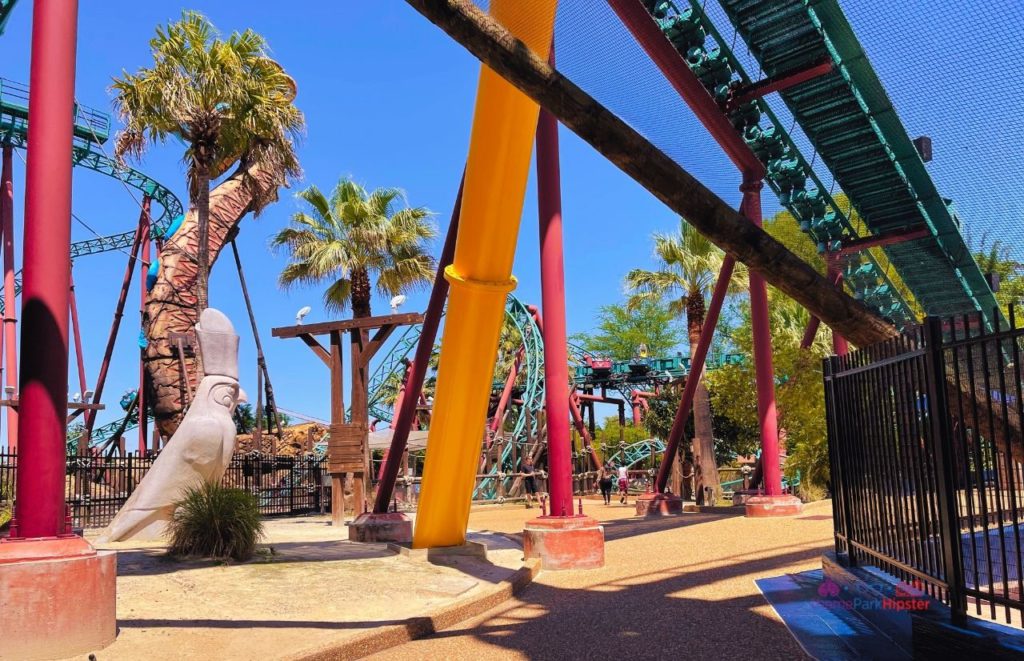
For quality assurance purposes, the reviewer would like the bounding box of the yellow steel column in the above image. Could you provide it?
[413,0,558,548]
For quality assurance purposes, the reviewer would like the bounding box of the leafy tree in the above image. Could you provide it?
[273,179,436,318]
[973,236,1024,317]
[112,10,303,311]
[233,403,256,435]
[570,299,684,360]
[591,415,652,466]
[626,219,747,503]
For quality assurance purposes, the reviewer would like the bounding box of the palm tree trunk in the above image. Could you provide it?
[144,161,282,438]
[196,167,211,313]
[687,293,720,505]
[351,267,372,318]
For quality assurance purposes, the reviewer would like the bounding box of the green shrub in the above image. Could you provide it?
[0,482,12,532]
[167,481,264,561]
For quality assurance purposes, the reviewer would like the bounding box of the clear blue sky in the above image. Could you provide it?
[0,1,1017,433]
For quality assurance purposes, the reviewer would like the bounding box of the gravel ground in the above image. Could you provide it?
[372,499,836,661]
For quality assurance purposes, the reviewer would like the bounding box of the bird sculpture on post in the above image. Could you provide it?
[98,308,246,542]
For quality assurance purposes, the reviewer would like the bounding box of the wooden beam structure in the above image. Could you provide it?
[273,311,424,525]
[402,0,897,348]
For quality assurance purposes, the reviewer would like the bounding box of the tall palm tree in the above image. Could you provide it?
[112,11,304,438]
[626,219,747,504]
[112,10,304,312]
[273,179,437,318]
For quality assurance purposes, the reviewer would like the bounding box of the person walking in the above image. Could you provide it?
[521,456,538,508]
[617,464,630,505]
[598,464,614,505]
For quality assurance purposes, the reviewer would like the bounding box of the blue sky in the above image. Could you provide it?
[0,1,1018,435]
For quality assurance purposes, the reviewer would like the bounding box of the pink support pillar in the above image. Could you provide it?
[69,270,87,397]
[14,0,80,538]
[490,347,523,434]
[85,200,147,439]
[654,255,734,493]
[371,175,463,515]
[743,177,782,497]
[138,221,150,454]
[828,259,849,355]
[536,105,574,518]
[2,146,17,450]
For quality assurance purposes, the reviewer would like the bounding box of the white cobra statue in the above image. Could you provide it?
[98,308,247,543]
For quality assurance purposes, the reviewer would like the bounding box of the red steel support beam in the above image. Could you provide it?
[568,392,602,470]
[372,175,463,514]
[655,255,734,492]
[85,200,147,440]
[834,227,929,257]
[800,270,842,350]
[612,0,782,497]
[2,145,16,450]
[725,59,833,111]
[490,346,523,434]
[138,220,150,454]
[69,270,86,398]
[744,177,782,496]
[608,0,764,176]
[536,102,574,518]
[15,0,80,537]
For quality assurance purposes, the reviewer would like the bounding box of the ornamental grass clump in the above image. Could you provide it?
[167,481,264,561]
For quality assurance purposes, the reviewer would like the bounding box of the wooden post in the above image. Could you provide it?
[329,330,345,525]
[350,327,369,513]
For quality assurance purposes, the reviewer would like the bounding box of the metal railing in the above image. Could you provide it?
[0,451,327,529]
[825,312,1024,625]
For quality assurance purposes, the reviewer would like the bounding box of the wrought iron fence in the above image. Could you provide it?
[824,313,1024,625]
[0,450,328,529]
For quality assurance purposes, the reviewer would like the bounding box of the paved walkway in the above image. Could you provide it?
[374,498,836,661]
[79,518,524,660]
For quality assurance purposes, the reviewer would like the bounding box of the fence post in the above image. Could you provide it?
[823,356,850,561]
[923,316,967,624]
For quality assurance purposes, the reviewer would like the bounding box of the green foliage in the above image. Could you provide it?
[972,235,1024,317]
[570,299,684,360]
[708,291,832,490]
[625,218,747,320]
[112,11,303,203]
[167,481,264,561]
[272,178,437,316]
[233,403,256,434]
[642,387,759,464]
[0,481,11,532]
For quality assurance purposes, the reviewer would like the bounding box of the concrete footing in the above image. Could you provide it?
[745,494,803,517]
[634,492,685,516]
[523,515,604,570]
[0,535,116,660]
[387,540,488,561]
[347,511,413,543]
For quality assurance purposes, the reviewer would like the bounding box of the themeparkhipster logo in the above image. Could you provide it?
[817,578,931,612]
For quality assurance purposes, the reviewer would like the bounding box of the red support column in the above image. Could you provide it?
[0,4,117,657]
[138,220,150,454]
[652,255,734,494]
[85,200,147,440]
[69,270,87,398]
[535,105,574,519]
[368,175,463,518]
[2,145,17,450]
[743,178,781,497]
[14,0,80,537]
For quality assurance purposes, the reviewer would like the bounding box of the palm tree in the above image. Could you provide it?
[112,11,304,438]
[273,179,437,318]
[626,219,747,504]
[112,10,304,312]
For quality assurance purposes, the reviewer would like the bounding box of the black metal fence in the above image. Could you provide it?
[0,450,328,529]
[825,313,1024,625]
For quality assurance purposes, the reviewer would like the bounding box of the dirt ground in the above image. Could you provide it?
[74,498,835,660]
[78,517,523,661]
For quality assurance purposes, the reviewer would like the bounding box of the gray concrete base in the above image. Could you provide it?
[387,540,488,561]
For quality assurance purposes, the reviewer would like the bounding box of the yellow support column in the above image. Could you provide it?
[413,0,558,548]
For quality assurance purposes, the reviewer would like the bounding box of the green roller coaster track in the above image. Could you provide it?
[647,0,1000,327]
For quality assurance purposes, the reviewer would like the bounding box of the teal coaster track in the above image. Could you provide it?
[644,0,1001,328]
